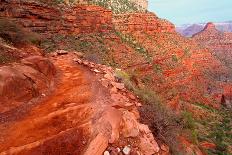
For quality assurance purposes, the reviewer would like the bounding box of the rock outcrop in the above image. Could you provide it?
[0,56,56,113]
[0,1,112,37]
[113,13,175,33]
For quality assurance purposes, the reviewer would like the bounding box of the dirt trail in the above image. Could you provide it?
[0,54,112,155]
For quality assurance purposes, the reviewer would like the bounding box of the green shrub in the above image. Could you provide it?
[172,55,178,62]
[0,54,11,64]
[0,19,41,46]
[182,111,199,144]
[208,111,232,154]
[115,31,152,62]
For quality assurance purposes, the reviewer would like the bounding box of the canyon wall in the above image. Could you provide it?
[0,0,171,37]
[113,13,175,33]
[0,1,112,37]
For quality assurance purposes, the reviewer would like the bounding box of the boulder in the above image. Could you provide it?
[139,135,160,155]
[84,133,109,155]
[121,110,140,138]
[21,56,56,80]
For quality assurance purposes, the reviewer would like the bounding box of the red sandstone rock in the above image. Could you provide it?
[113,13,175,33]
[200,141,216,150]
[0,56,56,113]
[84,133,109,155]
[21,56,56,79]
[0,1,113,36]
[121,110,140,138]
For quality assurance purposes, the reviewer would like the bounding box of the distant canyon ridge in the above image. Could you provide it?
[176,21,232,37]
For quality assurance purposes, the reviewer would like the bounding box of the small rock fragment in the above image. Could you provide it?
[74,52,84,58]
[136,151,141,155]
[74,58,83,64]
[110,87,118,94]
[101,79,109,87]
[160,144,169,152]
[93,69,101,73]
[123,146,131,155]
[128,93,136,100]
[104,73,115,81]
[116,147,121,152]
[56,50,68,55]
[111,82,125,90]
[104,151,110,155]
[135,102,142,107]
[83,61,89,66]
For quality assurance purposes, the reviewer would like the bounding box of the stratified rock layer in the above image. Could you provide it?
[113,13,175,33]
[0,1,112,37]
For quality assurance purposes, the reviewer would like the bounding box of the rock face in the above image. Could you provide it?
[113,13,175,33]
[0,0,112,37]
[0,56,56,113]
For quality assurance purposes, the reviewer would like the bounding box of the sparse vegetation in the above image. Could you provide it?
[0,54,11,64]
[115,31,152,62]
[182,111,199,145]
[90,0,145,14]
[115,69,185,154]
[40,33,118,65]
[198,108,232,155]
[172,54,178,62]
[0,18,41,46]
[116,68,232,155]
[152,63,163,74]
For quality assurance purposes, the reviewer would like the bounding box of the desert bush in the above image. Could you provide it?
[0,54,11,64]
[207,109,232,154]
[139,93,184,154]
[0,18,41,46]
[182,111,199,145]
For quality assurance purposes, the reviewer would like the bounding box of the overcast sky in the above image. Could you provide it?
[148,0,232,26]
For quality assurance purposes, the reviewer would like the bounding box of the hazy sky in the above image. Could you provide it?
[148,0,232,26]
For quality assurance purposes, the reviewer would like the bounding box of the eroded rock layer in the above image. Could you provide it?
[113,13,175,33]
[0,1,112,37]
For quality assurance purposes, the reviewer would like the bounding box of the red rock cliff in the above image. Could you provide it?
[0,1,113,37]
[113,13,175,33]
